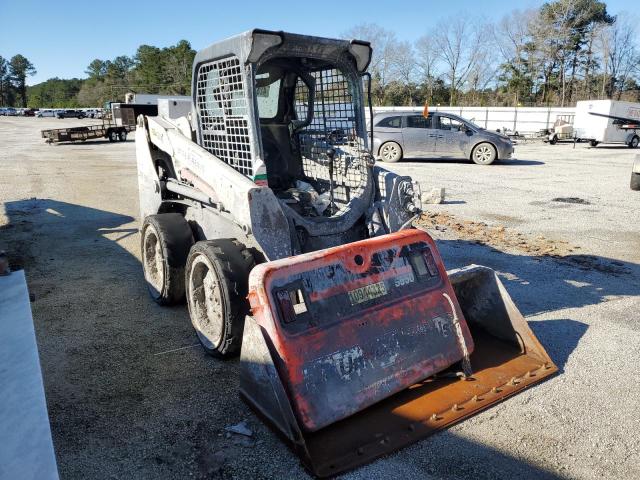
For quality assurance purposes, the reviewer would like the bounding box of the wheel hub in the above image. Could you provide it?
[143,228,163,294]
[189,257,224,348]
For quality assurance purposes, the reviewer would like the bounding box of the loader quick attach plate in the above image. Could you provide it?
[247,229,474,432]
[240,230,558,477]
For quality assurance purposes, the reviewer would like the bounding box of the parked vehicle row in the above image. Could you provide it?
[0,107,105,118]
[0,107,19,116]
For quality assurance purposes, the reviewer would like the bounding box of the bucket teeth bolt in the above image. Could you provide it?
[430,414,438,421]
[452,404,462,412]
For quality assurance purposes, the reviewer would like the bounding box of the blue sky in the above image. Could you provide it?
[0,0,635,85]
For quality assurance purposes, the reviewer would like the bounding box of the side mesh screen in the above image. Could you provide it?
[294,68,367,214]
[196,56,253,177]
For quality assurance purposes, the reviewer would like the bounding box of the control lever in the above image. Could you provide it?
[326,147,336,214]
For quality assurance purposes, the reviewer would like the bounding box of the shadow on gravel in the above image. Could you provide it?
[528,319,588,372]
[347,429,568,480]
[437,239,640,316]
[401,158,545,166]
[47,140,131,146]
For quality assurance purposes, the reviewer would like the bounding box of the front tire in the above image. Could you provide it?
[471,142,497,165]
[379,141,403,162]
[141,213,194,305]
[628,135,639,149]
[186,239,255,358]
[549,135,557,145]
[590,140,599,147]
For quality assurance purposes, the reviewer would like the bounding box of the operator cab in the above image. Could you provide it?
[255,57,369,219]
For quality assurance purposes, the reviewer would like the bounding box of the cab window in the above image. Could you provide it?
[255,72,281,119]
[376,116,402,128]
[406,115,432,128]
[438,116,465,131]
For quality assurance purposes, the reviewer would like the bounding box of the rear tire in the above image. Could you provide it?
[549,135,557,145]
[185,239,255,358]
[590,140,599,147]
[379,141,403,162]
[471,142,497,165]
[141,213,194,305]
[629,135,639,148]
[108,130,118,142]
[631,173,640,191]
[118,130,127,142]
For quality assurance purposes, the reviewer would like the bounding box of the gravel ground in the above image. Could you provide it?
[1,117,639,480]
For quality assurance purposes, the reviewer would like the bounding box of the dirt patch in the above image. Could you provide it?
[417,212,629,275]
[417,211,575,256]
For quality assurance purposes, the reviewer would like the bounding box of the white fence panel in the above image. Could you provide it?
[367,106,576,134]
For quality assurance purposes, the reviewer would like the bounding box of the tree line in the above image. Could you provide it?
[349,0,640,107]
[3,0,639,109]
[0,40,196,108]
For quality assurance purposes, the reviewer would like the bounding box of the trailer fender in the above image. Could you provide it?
[136,120,162,221]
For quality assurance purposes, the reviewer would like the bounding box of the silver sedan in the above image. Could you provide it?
[372,111,514,165]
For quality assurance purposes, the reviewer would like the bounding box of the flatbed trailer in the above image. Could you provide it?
[41,123,134,144]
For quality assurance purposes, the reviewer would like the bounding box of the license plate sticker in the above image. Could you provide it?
[348,281,388,305]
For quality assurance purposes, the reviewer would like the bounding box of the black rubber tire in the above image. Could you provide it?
[141,213,194,305]
[631,173,640,191]
[118,130,127,142]
[379,141,403,162]
[628,135,639,149]
[471,142,497,165]
[185,239,255,358]
[108,130,118,142]
[549,135,557,145]
[590,139,599,147]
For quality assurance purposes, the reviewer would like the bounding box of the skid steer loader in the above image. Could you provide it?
[136,29,557,477]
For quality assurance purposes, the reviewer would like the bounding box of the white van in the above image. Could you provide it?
[574,100,640,148]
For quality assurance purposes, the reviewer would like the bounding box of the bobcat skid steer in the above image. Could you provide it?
[136,30,557,477]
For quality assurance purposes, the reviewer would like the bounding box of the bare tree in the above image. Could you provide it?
[492,10,536,104]
[433,16,483,106]
[343,23,400,104]
[597,15,640,99]
[391,41,417,105]
[415,32,440,104]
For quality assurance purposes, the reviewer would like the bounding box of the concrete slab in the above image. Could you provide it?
[0,270,58,480]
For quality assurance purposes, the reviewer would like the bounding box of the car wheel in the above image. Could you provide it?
[590,140,599,147]
[379,141,403,163]
[471,142,497,165]
[629,135,639,149]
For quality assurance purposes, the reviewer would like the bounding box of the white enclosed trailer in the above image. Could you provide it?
[573,100,640,147]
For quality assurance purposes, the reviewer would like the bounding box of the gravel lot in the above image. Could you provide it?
[1,117,639,480]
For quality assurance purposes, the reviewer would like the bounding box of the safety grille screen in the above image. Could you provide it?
[196,56,253,177]
[295,68,366,213]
